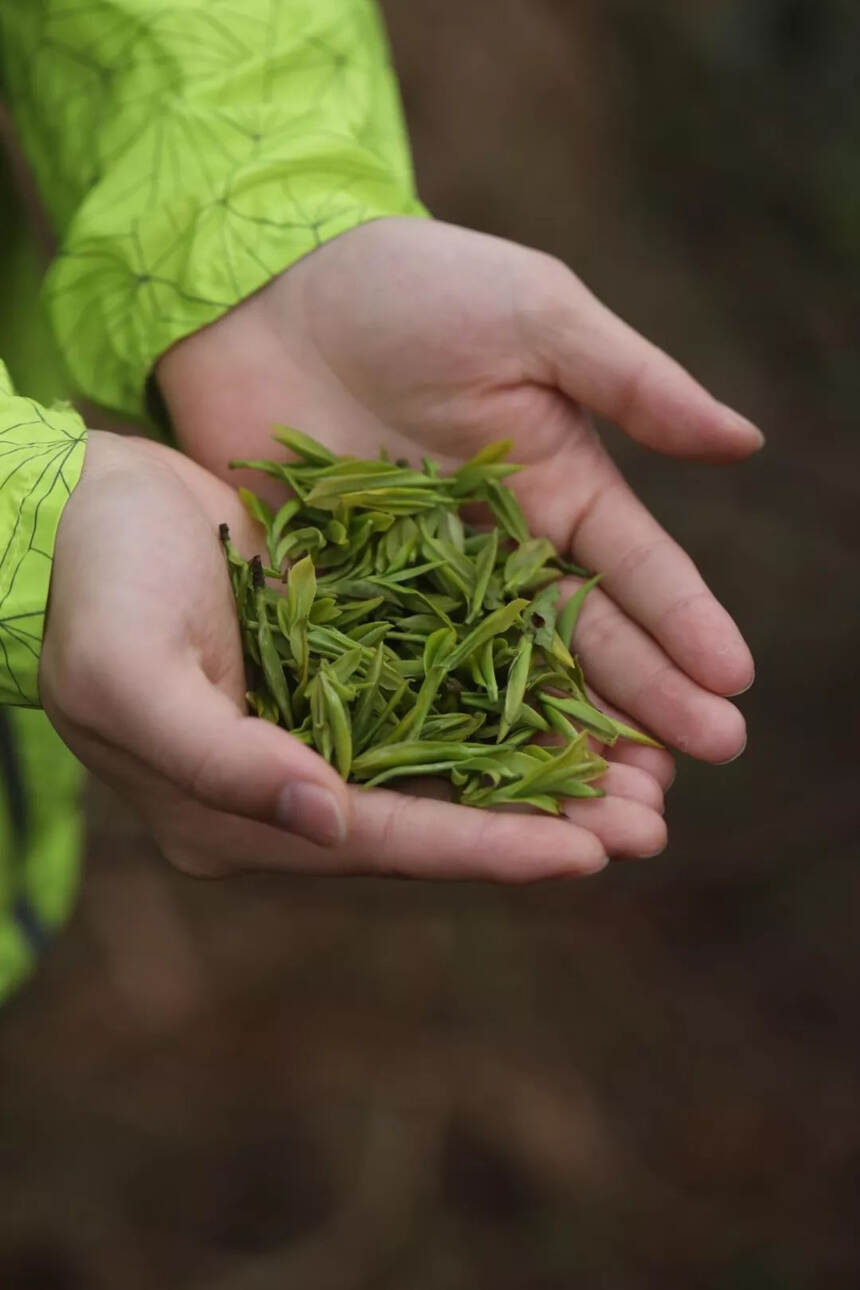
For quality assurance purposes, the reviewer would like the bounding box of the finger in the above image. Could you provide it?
[398,763,665,813]
[84,692,610,883]
[145,782,611,884]
[347,789,608,881]
[84,706,652,882]
[605,740,677,789]
[563,581,747,763]
[566,474,755,696]
[350,769,667,869]
[599,763,665,814]
[562,794,667,860]
[127,752,660,880]
[531,270,764,461]
[76,647,352,850]
[587,689,677,789]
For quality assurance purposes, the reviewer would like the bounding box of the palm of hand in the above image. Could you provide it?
[160,217,758,769]
[39,432,269,801]
[41,432,662,881]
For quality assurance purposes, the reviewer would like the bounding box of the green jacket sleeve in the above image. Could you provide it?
[0,0,428,422]
[0,361,86,707]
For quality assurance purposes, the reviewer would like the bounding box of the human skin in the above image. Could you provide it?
[160,219,758,763]
[39,429,666,880]
[40,218,759,882]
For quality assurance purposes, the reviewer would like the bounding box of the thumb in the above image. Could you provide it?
[112,660,351,849]
[530,269,765,462]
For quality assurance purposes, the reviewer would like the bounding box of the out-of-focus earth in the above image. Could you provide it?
[1,2,858,1286]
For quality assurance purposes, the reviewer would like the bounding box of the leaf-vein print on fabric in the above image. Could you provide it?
[0,0,428,420]
[0,364,86,707]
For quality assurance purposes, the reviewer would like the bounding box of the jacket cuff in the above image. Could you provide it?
[45,132,429,422]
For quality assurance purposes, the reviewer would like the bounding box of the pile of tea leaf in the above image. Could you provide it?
[220,427,658,814]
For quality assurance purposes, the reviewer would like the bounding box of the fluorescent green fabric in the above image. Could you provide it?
[0,360,86,707]
[11,709,84,925]
[0,921,33,1003]
[0,0,428,421]
[0,707,85,1000]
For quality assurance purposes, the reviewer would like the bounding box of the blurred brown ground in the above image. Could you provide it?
[1,1,859,1287]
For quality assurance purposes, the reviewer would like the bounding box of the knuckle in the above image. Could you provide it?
[572,602,615,656]
[519,254,579,333]
[615,352,655,425]
[374,795,414,874]
[654,588,711,633]
[532,247,579,292]
[183,741,229,809]
[566,473,622,549]
[606,535,673,586]
[629,661,680,713]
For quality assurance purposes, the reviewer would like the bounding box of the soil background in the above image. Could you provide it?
[1,2,858,1287]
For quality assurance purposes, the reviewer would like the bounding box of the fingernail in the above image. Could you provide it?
[723,406,766,449]
[637,843,668,860]
[715,734,748,766]
[275,783,347,848]
[728,669,756,697]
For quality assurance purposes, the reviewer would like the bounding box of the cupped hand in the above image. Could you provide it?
[158,217,760,774]
[39,431,667,882]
